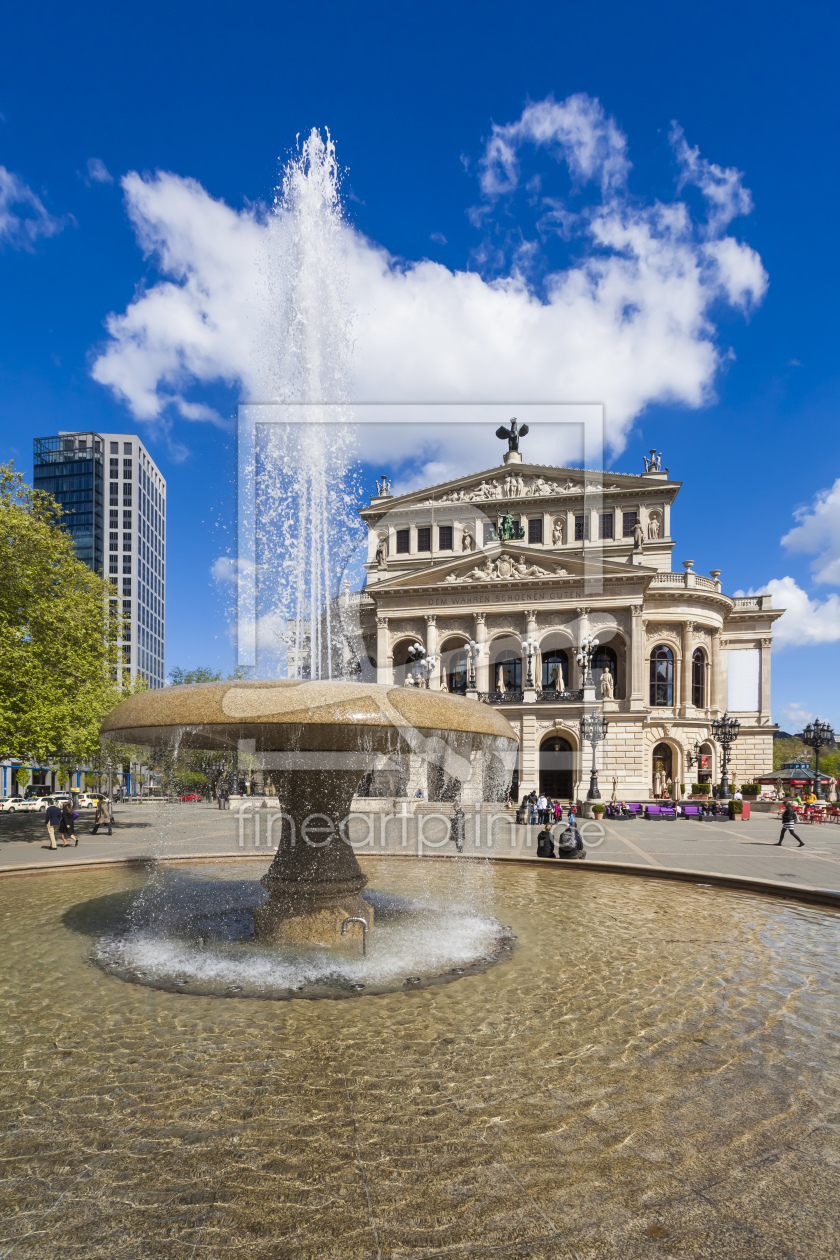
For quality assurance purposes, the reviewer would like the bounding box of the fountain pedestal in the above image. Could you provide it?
[254,768,375,945]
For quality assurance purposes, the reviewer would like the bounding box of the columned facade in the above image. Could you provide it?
[351,453,781,801]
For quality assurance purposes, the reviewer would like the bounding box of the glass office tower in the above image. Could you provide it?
[33,430,166,688]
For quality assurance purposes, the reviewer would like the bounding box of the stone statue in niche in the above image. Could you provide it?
[600,664,614,699]
[648,513,661,540]
[552,517,565,545]
[461,530,475,552]
[374,534,388,569]
[633,521,645,550]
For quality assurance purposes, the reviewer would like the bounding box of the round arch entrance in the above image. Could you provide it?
[652,741,673,796]
[539,736,574,800]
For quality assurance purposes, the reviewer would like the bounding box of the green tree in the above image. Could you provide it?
[0,463,126,763]
[168,666,222,686]
[167,665,252,685]
[14,767,30,795]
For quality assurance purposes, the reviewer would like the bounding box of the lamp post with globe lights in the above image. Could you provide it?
[581,712,609,801]
[798,719,835,801]
[521,638,538,689]
[576,634,599,688]
[407,643,437,689]
[710,712,740,801]
[466,640,481,691]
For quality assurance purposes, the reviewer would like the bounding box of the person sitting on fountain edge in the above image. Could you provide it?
[556,820,585,859]
[536,826,555,858]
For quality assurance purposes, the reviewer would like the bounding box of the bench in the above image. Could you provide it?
[681,805,702,819]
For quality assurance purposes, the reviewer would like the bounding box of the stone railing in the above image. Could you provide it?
[536,689,584,702]
[650,572,717,591]
[649,572,715,589]
[478,691,524,705]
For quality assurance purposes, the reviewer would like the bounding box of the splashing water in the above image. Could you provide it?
[252,129,363,679]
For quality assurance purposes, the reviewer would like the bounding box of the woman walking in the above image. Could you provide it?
[776,800,805,847]
[59,801,78,847]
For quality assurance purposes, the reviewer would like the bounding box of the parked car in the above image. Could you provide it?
[77,793,108,808]
[0,796,26,812]
[179,792,203,803]
[16,797,49,813]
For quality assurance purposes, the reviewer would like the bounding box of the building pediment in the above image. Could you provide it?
[372,545,658,592]
[364,462,679,514]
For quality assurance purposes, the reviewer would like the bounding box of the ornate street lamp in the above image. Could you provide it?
[685,740,703,771]
[798,718,835,801]
[521,638,538,689]
[710,712,740,800]
[466,640,481,690]
[576,634,600,688]
[408,642,436,688]
[581,712,609,800]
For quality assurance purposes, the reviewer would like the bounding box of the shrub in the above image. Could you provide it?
[691,783,710,795]
[729,799,743,815]
[591,802,606,815]
[740,784,760,794]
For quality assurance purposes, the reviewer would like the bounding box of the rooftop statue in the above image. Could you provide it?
[496,417,529,452]
[643,449,662,473]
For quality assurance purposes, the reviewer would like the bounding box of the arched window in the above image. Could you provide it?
[492,648,521,693]
[649,645,674,706]
[692,648,706,707]
[439,636,468,694]
[593,644,618,697]
[541,648,569,691]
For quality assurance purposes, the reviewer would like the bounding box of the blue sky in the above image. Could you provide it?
[1,0,838,729]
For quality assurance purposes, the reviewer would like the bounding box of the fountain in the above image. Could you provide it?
[101,679,517,951]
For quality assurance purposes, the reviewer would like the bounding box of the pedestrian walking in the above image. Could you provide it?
[776,800,805,847]
[91,797,113,836]
[59,801,78,847]
[450,803,465,853]
[44,800,61,849]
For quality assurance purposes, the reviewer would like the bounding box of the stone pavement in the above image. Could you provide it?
[2,800,840,898]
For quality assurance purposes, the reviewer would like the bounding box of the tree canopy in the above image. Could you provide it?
[0,462,127,763]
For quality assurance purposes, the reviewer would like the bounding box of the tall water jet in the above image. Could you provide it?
[252,128,361,680]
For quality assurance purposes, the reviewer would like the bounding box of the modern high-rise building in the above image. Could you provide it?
[33,430,166,688]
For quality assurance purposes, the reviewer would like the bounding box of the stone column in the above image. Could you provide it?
[680,622,693,716]
[425,614,439,689]
[630,604,645,709]
[523,608,538,701]
[760,637,772,719]
[474,611,488,693]
[710,631,723,711]
[376,615,392,685]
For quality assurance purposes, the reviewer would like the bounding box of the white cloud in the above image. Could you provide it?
[781,701,814,730]
[91,96,768,465]
[781,478,840,585]
[670,124,753,235]
[738,576,840,647]
[0,166,67,249]
[478,94,630,200]
[86,157,113,185]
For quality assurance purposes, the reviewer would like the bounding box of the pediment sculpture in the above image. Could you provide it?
[416,473,618,505]
[445,553,564,583]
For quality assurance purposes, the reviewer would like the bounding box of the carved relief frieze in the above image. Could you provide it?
[415,473,621,506]
[388,618,425,644]
[645,622,681,642]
